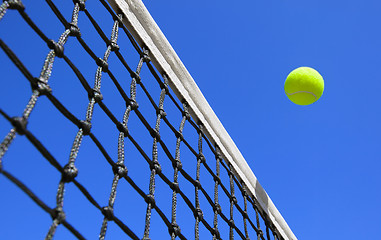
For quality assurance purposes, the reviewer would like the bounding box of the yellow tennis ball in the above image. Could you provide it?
[284,67,324,105]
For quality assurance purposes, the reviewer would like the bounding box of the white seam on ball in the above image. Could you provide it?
[285,91,317,100]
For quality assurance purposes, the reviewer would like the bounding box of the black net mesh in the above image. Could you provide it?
[0,0,283,239]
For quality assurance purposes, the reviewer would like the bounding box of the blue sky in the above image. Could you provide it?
[144,0,381,239]
[1,0,380,239]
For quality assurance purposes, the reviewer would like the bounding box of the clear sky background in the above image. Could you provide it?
[144,0,381,239]
[0,0,380,239]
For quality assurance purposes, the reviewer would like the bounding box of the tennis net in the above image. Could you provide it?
[0,0,296,239]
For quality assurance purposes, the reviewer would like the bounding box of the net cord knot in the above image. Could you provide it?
[47,40,64,58]
[51,207,66,224]
[193,180,202,189]
[212,227,220,239]
[101,206,114,221]
[170,182,180,193]
[116,122,128,135]
[32,78,52,96]
[145,194,156,208]
[150,161,161,174]
[174,130,183,141]
[194,208,203,221]
[6,0,25,11]
[172,160,182,170]
[96,58,109,72]
[62,163,78,182]
[127,99,139,110]
[213,203,222,214]
[112,162,128,178]
[72,0,85,11]
[68,23,81,37]
[79,120,92,135]
[109,40,119,52]
[10,116,27,135]
[142,48,150,62]
[130,71,141,83]
[88,88,103,102]
[149,128,160,140]
[168,223,181,236]
[197,153,205,164]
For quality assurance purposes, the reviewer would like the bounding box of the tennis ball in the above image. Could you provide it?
[284,67,324,105]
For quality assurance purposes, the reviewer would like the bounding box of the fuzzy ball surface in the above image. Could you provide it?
[284,67,324,105]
